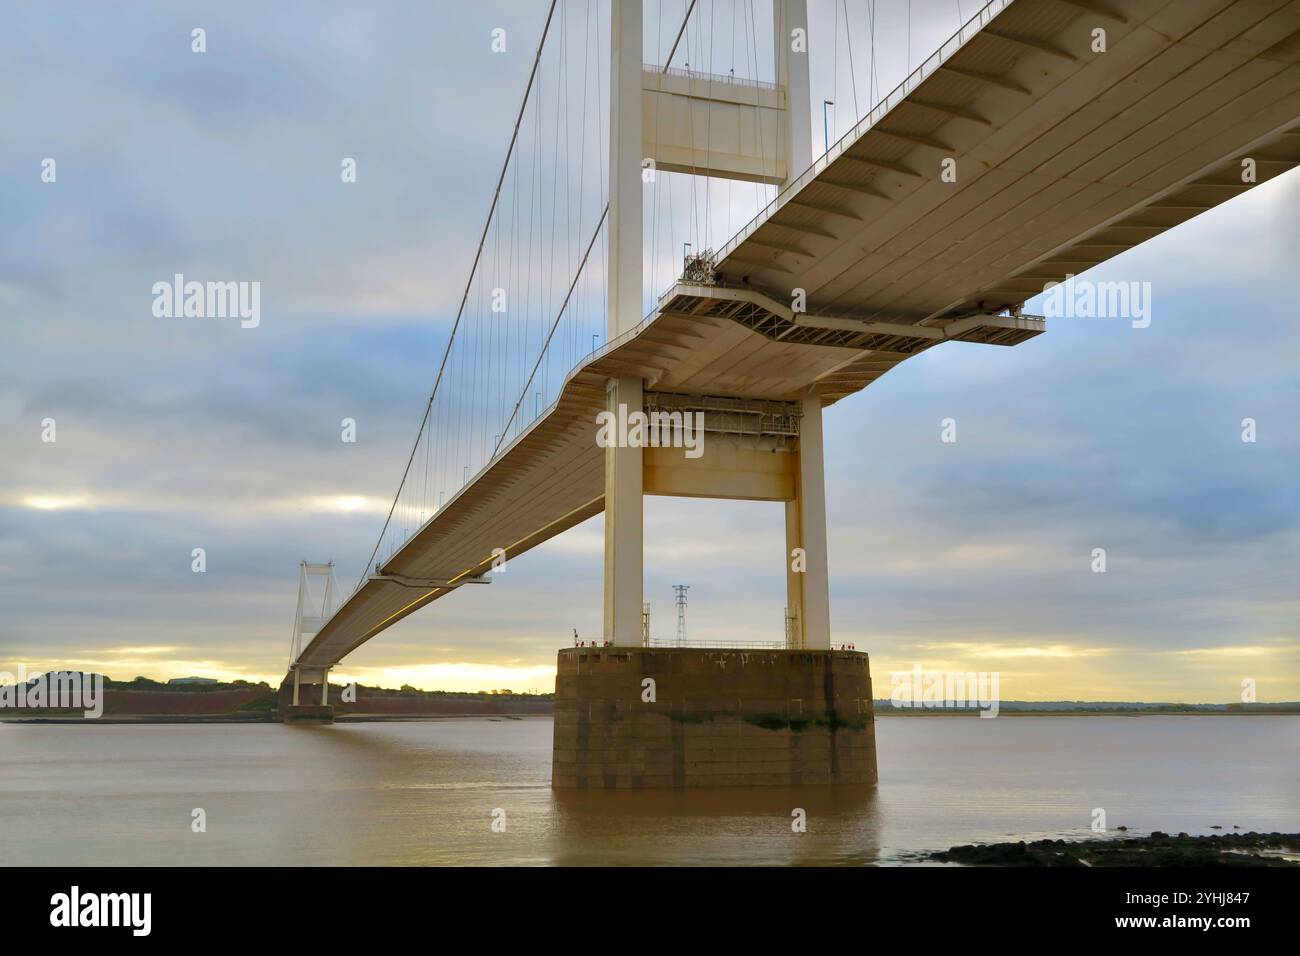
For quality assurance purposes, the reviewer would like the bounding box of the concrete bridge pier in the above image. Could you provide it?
[278,664,334,723]
[553,647,877,789]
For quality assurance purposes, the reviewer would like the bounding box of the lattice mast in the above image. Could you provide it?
[673,585,690,646]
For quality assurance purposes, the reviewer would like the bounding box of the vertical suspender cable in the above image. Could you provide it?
[357,0,560,591]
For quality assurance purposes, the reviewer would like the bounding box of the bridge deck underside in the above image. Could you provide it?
[717,0,1300,341]
[296,0,1300,669]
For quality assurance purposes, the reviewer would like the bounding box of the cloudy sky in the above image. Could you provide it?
[2,1,1296,702]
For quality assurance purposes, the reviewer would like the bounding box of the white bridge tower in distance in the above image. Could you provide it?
[288,561,340,711]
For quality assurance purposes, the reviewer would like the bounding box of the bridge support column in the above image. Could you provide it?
[775,0,812,184]
[603,376,644,646]
[603,0,645,648]
[786,395,831,649]
[607,0,642,339]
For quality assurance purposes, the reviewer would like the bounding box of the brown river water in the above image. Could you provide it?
[0,716,1295,865]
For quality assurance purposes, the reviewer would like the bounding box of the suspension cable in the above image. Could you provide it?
[356,0,560,591]
[663,0,698,72]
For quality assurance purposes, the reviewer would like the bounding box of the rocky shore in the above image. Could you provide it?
[927,831,1300,866]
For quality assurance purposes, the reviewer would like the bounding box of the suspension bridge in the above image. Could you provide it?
[281,0,1300,786]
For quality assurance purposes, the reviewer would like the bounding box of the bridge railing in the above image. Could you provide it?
[644,638,789,650]
[712,0,1015,268]
[656,64,780,91]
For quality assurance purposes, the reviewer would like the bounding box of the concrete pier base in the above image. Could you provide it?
[282,704,334,723]
[552,647,877,789]
[276,679,334,724]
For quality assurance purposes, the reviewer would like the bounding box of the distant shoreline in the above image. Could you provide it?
[3,676,1295,722]
[0,712,552,725]
[2,709,1295,724]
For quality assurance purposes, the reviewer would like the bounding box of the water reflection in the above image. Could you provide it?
[549,785,881,865]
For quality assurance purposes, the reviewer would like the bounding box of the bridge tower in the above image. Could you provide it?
[602,0,829,651]
[555,0,876,790]
[281,561,340,723]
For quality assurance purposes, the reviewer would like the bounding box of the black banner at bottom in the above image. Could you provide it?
[6,865,1296,940]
